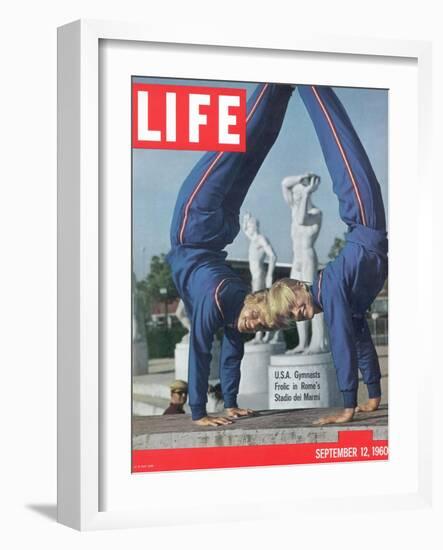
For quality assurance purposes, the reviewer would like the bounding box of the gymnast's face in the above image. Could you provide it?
[286,286,316,322]
[268,279,317,328]
[237,304,267,333]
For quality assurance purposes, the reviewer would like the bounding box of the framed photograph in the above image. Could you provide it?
[58,19,434,530]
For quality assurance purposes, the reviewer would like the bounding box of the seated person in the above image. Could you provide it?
[163,379,188,415]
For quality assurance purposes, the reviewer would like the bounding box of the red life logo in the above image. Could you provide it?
[132,83,247,152]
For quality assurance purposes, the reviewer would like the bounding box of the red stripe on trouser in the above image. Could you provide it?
[178,151,224,244]
[311,86,367,226]
[178,84,270,244]
[317,270,323,306]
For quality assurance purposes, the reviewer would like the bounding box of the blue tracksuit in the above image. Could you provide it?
[167,84,293,420]
[299,85,388,409]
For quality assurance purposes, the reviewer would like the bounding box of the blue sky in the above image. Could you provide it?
[133,78,388,280]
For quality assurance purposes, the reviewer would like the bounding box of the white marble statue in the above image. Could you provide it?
[242,212,284,346]
[242,212,276,291]
[282,173,329,354]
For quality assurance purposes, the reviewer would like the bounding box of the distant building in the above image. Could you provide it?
[224,257,293,284]
[150,298,180,327]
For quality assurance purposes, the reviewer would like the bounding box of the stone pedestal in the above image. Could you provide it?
[174,340,220,381]
[236,342,271,409]
[268,340,286,356]
[266,330,287,356]
[268,352,341,409]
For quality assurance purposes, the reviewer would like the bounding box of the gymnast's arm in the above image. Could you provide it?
[188,299,233,427]
[219,327,252,417]
[313,270,359,425]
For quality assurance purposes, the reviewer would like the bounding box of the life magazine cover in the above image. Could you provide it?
[131,77,388,473]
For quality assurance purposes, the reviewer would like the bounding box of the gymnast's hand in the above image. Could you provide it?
[313,408,355,426]
[193,415,233,427]
[225,407,255,418]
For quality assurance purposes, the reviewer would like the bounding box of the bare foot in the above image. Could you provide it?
[355,397,381,413]
[313,408,355,426]
[193,415,233,427]
[225,407,254,418]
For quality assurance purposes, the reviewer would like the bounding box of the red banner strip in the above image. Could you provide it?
[132,430,388,473]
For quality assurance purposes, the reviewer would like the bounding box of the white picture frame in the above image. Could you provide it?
[58,19,435,531]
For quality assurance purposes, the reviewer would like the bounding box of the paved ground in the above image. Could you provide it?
[133,346,389,449]
[133,404,388,449]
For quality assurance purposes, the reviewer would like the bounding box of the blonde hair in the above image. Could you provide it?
[242,289,272,327]
[242,279,310,330]
[268,278,309,328]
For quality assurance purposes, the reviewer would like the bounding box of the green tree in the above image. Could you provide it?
[134,254,178,325]
[132,272,147,339]
[144,254,178,303]
[328,234,346,260]
[134,255,184,358]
